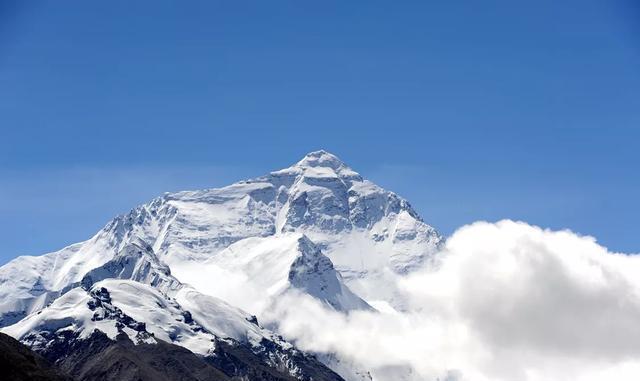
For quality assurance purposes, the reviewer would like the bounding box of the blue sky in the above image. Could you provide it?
[1,0,639,264]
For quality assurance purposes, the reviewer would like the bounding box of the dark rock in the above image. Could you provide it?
[0,332,71,381]
[38,330,230,381]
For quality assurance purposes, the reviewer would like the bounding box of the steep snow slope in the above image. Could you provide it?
[0,150,441,325]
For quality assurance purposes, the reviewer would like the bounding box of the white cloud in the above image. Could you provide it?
[262,220,640,381]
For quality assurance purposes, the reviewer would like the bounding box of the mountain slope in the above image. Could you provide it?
[0,332,71,381]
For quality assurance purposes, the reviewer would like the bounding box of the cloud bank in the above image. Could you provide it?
[263,220,640,381]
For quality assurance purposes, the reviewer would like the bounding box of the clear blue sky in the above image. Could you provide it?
[1,0,639,264]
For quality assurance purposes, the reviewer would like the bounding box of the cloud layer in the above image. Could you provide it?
[263,220,640,381]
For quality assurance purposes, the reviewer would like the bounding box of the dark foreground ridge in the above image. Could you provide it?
[14,328,344,381]
[41,330,230,381]
[0,332,71,381]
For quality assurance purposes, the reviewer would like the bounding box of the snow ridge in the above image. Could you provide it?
[289,236,371,311]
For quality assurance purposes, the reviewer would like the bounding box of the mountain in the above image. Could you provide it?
[0,150,442,380]
[0,150,440,322]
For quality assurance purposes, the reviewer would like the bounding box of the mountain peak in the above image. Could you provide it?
[296,150,346,170]
[80,237,179,293]
[274,150,362,181]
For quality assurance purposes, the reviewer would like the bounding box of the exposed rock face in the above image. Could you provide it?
[36,330,230,381]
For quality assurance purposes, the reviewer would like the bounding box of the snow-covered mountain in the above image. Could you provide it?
[0,150,442,380]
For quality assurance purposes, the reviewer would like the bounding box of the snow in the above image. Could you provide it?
[173,287,270,343]
[90,280,216,354]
